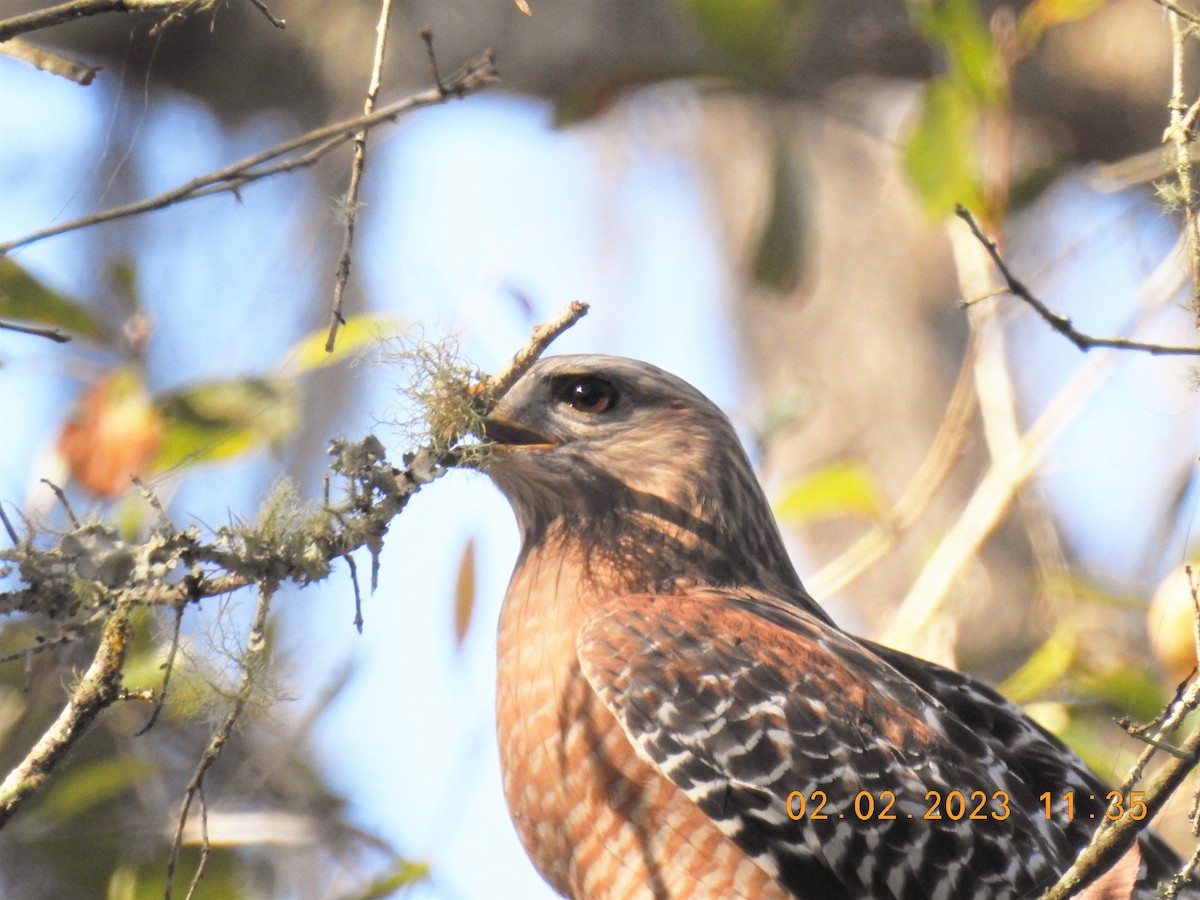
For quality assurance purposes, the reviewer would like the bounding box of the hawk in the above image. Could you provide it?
[478,354,1191,899]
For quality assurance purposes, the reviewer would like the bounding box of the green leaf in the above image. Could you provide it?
[1018,0,1105,45]
[774,459,887,523]
[751,137,808,293]
[152,377,297,472]
[680,0,815,74]
[38,757,156,823]
[997,626,1076,705]
[348,860,431,900]
[908,0,1002,102]
[903,76,985,217]
[279,314,407,376]
[0,258,103,339]
[1078,665,1168,724]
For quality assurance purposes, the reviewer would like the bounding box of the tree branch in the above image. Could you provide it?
[0,50,499,255]
[955,205,1200,356]
[0,38,99,84]
[0,0,190,42]
[0,600,133,827]
[0,318,71,342]
[324,0,396,353]
[0,301,587,830]
[165,580,275,900]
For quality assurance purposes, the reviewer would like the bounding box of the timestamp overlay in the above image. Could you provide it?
[783,789,1149,823]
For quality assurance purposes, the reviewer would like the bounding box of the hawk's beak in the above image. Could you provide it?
[482,416,559,450]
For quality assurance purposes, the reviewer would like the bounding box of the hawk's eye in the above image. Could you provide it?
[555,376,618,414]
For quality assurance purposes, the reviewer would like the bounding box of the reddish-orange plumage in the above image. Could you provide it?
[480,355,1192,899]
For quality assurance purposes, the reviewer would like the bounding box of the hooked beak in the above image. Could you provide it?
[481,416,559,450]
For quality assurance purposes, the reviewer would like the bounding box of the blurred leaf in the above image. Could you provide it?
[0,257,103,339]
[998,626,1076,705]
[349,859,431,900]
[58,367,164,497]
[38,757,156,823]
[903,76,985,216]
[1018,0,1105,45]
[1022,700,1071,736]
[110,849,247,900]
[1079,665,1168,724]
[514,0,532,13]
[454,539,477,650]
[279,314,406,376]
[106,258,139,316]
[1037,571,1145,611]
[681,0,815,74]
[153,377,297,472]
[553,65,699,125]
[775,459,887,523]
[752,137,808,293]
[908,0,1002,102]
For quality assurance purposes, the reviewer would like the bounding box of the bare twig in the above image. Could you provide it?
[0,51,499,254]
[1163,9,1200,325]
[0,602,133,827]
[0,318,71,342]
[0,503,18,545]
[419,27,443,93]
[1040,719,1200,899]
[0,628,83,666]
[165,581,274,900]
[325,0,396,353]
[1151,0,1200,29]
[955,206,1200,355]
[0,38,98,84]
[39,478,79,526]
[133,600,185,736]
[344,552,363,632]
[245,0,284,29]
[0,0,194,42]
[479,300,591,401]
[880,327,1121,653]
[1117,717,1190,758]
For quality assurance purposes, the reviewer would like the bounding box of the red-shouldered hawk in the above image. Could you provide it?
[478,354,1191,899]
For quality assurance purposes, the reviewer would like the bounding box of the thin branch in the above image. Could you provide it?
[0,38,98,84]
[0,51,499,255]
[1163,8,1200,325]
[419,27,443,93]
[0,627,83,666]
[0,602,133,827]
[324,0,396,353]
[39,478,79,526]
[165,581,274,900]
[245,0,284,29]
[181,784,208,900]
[344,552,363,633]
[133,600,185,736]
[880,323,1125,652]
[0,502,18,545]
[1040,716,1200,899]
[0,318,71,342]
[1041,577,1200,896]
[479,300,591,401]
[955,205,1200,355]
[0,0,192,42]
[1150,0,1200,29]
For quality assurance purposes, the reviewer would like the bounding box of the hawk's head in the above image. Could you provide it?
[478,355,812,601]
